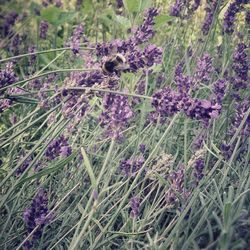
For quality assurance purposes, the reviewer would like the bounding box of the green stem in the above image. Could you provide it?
[0,68,98,92]
[0,45,93,63]
[91,115,178,249]
[70,139,115,250]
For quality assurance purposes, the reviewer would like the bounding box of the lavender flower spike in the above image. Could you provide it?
[130,196,140,218]
[39,20,49,39]
[23,188,52,248]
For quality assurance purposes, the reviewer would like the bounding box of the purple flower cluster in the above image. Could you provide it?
[131,8,159,46]
[246,10,250,24]
[10,34,21,55]
[16,156,32,176]
[0,62,17,92]
[184,99,221,124]
[202,1,217,35]
[169,0,183,17]
[99,93,134,140]
[39,21,49,40]
[28,45,37,66]
[151,85,222,124]
[45,135,72,160]
[169,0,201,18]
[195,53,214,84]
[193,158,205,182]
[165,166,190,205]
[54,0,62,7]
[127,45,162,72]
[120,156,144,176]
[42,0,62,7]
[67,24,85,54]
[130,196,140,218]
[223,0,248,34]
[213,79,227,104]
[61,92,89,127]
[1,11,18,36]
[220,142,231,159]
[96,8,162,73]
[139,144,146,154]
[23,189,52,249]
[151,87,182,122]
[229,99,250,137]
[116,0,123,9]
[232,42,248,90]
[0,87,24,113]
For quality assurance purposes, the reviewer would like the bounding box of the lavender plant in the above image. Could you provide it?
[0,1,249,250]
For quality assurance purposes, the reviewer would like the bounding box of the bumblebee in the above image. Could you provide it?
[102,53,128,74]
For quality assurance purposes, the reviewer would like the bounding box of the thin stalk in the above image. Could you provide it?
[69,139,115,250]
[91,115,179,249]
[0,45,93,63]
[0,68,98,92]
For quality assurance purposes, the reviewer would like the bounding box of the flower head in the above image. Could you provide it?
[223,0,247,34]
[130,196,140,218]
[99,93,134,140]
[0,62,18,92]
[120,156,144,176]
[45,135,72,160]
[195,53,213,84]
[23,189,52,248]
[232,42,248,90]
[39,20,49,39]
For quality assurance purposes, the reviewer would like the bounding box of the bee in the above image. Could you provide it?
[102,53,129,74]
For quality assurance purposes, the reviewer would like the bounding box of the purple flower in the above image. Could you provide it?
[28,45,37,66]
[174,61,184,81]
[195,53,213,84]
[169,0,183,17]
[165,166,190,205]
[130,196,140,218]
[120,156,144,176]
[223,0,248,34]
[39,21,49,39]
[45,135,72,160]
[16,156,32,176]
[193,158,205,182]
[23,189,52,248]
[220,142,232,159]
[143,44,163,67]
[131,8,159,46]
[67,24,85,54]
[202,1,217,35]
[0,62,18,92]
[190,0,201,13]
[127,47,145,72]
[232,42,248,90]
[10,34,21,55]
[60,146,72,158]
[170,0,201,19]
[2,11,18,36]
[96,8,159,57]
[54,0,62,7]
[192,131,205,150]
[116,0,123,8]
[139,144,146,154]
[213,79,227,104]
[246,10,250,24]
[99,93,134,140]
[184,98,221,124]
[229,99,250,137]
[151,87,182,122]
